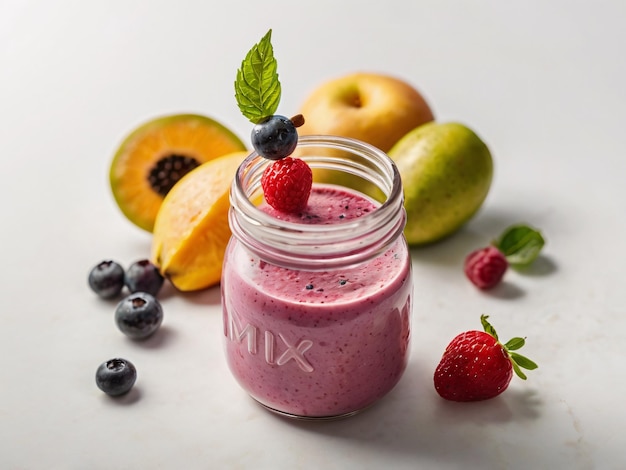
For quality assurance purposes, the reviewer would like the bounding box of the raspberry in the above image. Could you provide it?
[464,245,508,289]
[261,157,312,213]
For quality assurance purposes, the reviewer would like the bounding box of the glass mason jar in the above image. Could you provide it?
[221,135,412,420]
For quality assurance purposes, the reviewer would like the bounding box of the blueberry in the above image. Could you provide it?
[95,358,137,396]
[125,259,164,297]
[88,260,125,299]
[115,292,163,339]
[251,115,298,160]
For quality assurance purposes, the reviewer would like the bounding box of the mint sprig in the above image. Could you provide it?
[235,29,281,124]
[493,223,545,268]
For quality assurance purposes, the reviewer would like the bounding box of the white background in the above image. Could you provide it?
[1,1,625,469]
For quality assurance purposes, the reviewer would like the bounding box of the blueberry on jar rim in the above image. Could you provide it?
[251,114,304,160]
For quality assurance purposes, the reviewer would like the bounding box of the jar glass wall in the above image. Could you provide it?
[221,135,412,420]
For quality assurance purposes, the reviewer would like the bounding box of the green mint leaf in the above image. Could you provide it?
[510,352,539,371]
[494,224,545,267]
[504,337,526,351]
[235,29,281,123]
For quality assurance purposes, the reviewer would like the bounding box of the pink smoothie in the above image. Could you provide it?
[222,185,412,418]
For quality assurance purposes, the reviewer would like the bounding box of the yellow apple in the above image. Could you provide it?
[297,72,434,153]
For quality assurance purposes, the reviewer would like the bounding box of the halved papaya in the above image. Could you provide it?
[109,113,247,232]
[151,150,249,291]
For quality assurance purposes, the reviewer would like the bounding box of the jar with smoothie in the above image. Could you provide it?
[221,135,412,420]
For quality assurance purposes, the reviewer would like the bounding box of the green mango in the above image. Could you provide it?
[388,122,493,245]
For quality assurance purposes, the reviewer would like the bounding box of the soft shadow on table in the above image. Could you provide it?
[411,208,551,259]
[409,228,484,269]
[176,284,222,306]
[155,280,181,301]
[155,279,223,305]
[279,359,543,467]
[408,209,509,268]
[409,209,558,281]
[512,255,558,277]
[125,324,179,349]
[99,385,143,406]
[487,281,526,300]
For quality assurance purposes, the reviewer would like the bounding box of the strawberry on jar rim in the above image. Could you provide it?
[433,315,538,402]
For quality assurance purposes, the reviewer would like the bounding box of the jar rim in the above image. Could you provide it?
[229,135,406,269]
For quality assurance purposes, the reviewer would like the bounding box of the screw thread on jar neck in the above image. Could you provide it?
[229,135,406,270]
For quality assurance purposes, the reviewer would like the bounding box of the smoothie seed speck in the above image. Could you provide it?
[306,284,314,290]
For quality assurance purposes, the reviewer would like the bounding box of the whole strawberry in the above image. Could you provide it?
[434,315,537,402]
[261,156,312,213]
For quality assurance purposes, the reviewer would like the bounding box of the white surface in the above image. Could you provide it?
[1,1,625,469]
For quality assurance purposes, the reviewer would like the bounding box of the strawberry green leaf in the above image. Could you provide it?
[481,314,538,381]
[493,224,545,267]
[511,361,528,380]
[510,352,539,371]
[504,337,526,351]
[235,29,281,124]
[480,314,498,340]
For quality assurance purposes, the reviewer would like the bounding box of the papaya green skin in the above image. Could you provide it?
[109,113,247,233]
[389,122,493,246]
